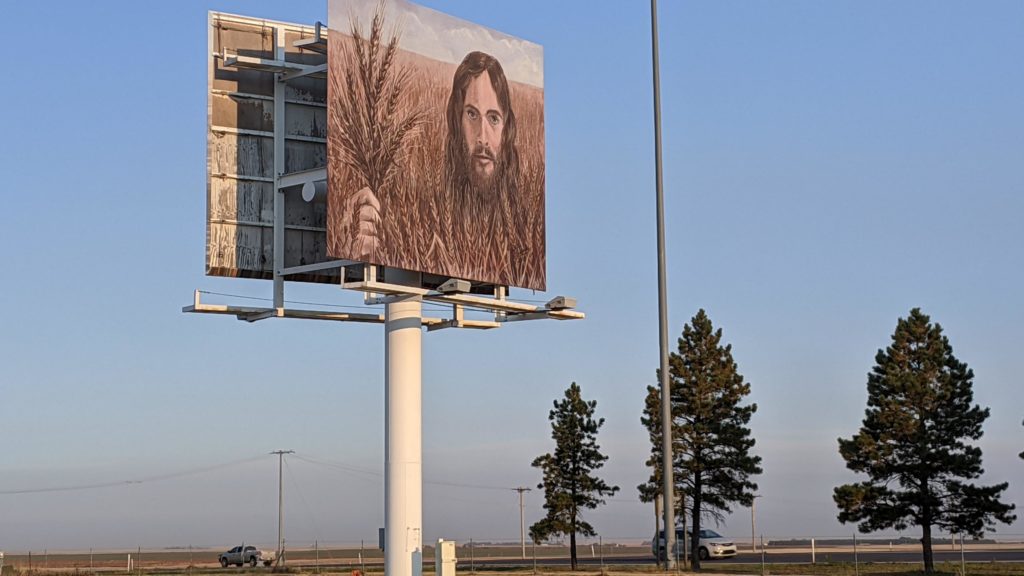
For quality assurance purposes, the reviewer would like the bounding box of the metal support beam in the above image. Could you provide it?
[343,279,585,320]
[272,29,286,309]
[278,167,327,190]
[280,259,356,277]
[183,290,499,329]
[221,53,321,77]
[293,21,328,54]
[281,63,327,81]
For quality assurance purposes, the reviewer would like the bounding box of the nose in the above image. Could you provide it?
[471,118,483,146]
[481,121,497,148]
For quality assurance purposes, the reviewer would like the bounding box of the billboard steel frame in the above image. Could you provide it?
[195,12,580,576]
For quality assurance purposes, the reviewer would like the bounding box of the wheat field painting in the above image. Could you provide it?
[326,0,545,291]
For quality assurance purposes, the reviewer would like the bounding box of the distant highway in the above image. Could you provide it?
[465,548,1024,567]
[5,545,1022,572]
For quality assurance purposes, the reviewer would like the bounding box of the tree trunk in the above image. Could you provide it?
[921,516,934,575]
[691,471,702,572]
[570,488,578,570]
[569,525,577,570]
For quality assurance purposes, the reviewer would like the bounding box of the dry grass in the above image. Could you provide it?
[327,1,546,290]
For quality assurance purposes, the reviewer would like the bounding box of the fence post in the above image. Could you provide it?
[470,539,474,574]
[760,535,765,576]
[811,538,815,564]
[599,536,604,572]
[960,533,966,576]
[532,541,537,576]
[853,533,859,576]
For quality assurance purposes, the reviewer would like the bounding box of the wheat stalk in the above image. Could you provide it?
[334,0,424,195]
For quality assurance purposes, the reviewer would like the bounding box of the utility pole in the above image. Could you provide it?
[651,0,676,569]
[513,487,532,559]
[271,450,295,564]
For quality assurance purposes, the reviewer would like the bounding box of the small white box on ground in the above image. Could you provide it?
[436,539,457,576]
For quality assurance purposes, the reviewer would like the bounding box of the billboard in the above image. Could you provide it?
[327,0,546,290]
[206,13,335,283]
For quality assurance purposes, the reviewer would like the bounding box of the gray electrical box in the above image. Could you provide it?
[435,539,457,576]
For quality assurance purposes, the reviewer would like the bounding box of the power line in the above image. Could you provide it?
[292,453,514,491]
[0,455,269,495]
[283,456,331,560]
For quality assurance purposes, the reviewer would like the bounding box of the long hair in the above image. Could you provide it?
[444,51,520,211]
[441,51,528,283]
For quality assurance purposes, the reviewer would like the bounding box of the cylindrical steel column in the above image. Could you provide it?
[385,270,423,576]
[651,0,676,569]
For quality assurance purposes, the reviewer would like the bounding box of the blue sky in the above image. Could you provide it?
[2,0,1023,552]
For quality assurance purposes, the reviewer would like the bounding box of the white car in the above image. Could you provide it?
[653,528,738,561]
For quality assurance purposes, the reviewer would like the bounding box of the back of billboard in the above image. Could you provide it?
[206,13,334,283]
[326,0,546,291]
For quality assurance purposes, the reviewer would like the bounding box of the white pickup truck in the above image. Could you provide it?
[218,545,276,567]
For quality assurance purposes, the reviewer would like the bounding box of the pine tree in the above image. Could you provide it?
[642,310,762,571]
[530,382,618,569]
[834,308,1016,575]
[638,385,686,538]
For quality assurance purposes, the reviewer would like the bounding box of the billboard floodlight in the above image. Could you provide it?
[546,296,577,311]
[437,279,471,295]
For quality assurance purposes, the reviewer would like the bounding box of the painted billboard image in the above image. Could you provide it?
[327,0,545,290]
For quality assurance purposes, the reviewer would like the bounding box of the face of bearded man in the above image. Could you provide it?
[460,70,506,193]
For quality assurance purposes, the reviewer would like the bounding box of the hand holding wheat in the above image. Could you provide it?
[350,186,381,259]
[330,0,425,262]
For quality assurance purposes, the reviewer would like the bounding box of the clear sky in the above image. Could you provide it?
[2,0,1023,552]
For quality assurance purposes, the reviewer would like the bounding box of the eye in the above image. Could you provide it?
[466,108,479,121]
[487,112,502,126]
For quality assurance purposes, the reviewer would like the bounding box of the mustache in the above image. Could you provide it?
[471,144,496,161]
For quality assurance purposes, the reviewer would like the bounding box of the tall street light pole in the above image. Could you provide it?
[651,0,676,569]
[271,450,295,564]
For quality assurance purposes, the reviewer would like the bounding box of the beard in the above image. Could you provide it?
[467,143,500,200]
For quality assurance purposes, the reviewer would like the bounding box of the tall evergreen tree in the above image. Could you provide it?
[642,310,762,571]
[638,385,686,538]
[530,382,618,569]
[834,308,1015,575]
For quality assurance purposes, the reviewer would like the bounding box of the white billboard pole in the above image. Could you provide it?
[385,269,423,576]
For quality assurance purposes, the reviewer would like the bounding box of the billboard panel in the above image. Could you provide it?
[206,13,335,283]
[327,0,546,290]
